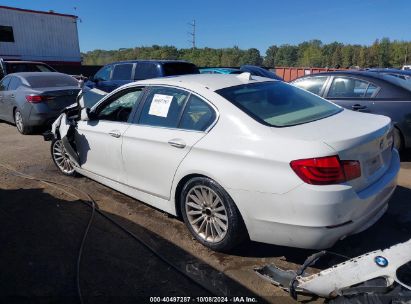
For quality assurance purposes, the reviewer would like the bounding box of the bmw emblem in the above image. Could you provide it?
[375,256,389,267]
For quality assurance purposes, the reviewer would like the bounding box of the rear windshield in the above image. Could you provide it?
[382,74,411,91]
[163,63,199,76]
[26,75,78,88]
[6,63,55,73]
[216,81,342,127]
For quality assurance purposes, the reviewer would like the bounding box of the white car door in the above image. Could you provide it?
[122,86,217,199]
[75,87,144,182]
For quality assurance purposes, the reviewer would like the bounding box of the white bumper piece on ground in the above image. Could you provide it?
[257,238,411,299]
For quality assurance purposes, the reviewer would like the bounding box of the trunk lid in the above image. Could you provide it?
[34,87,80,111]
[273,109,393,191]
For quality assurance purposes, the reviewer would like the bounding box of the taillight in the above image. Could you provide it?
[290,156,361,185]
[25,95,54,103]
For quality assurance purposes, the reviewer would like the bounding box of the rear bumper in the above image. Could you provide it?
[228,149,400,249]
[27,109,60,127]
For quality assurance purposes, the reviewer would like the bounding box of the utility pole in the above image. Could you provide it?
[188,19,196,49]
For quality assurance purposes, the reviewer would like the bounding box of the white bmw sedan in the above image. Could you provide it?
[50,73,400,251]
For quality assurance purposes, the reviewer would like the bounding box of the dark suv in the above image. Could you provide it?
[0,59,56,79]
[85,60,199,92]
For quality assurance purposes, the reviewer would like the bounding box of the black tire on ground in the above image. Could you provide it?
[50,138,77,177]
[14,109,32,135]
[180,177,248,252]
[393,127,403,152]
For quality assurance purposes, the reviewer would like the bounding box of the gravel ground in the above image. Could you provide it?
[0,121,410,304]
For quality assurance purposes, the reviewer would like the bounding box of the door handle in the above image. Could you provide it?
[168,139,186,149]
[352,104,367,111]
[108,130,121,138]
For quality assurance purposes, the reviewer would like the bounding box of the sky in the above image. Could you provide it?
[1,0,411,54]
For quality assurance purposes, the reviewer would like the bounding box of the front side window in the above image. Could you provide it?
[216,81,342,127]
[179,95,215,131]
[0,25,14,42]
[95,88,143,122]
[0,77,11,91]
[138,87,189,128]
[328,77,375,98]
[94,65,112,81]
[112,64,133,80]
[293,76,328,95]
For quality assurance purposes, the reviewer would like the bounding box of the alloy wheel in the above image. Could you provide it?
[185,185,228,243]
[52,140,75,174]
[15,111,24,133]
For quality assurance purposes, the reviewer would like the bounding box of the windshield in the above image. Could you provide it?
[26,75,78,88]
[216,81,342,127]
[163,62,199,76]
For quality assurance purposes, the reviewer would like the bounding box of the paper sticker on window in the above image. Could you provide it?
[148,94,173,117]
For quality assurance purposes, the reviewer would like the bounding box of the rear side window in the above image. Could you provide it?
[0,77,11,91]
[179,95,215,131]
[365,84,378,97]
[138,87,189,128]
[26,75,78,88]
[112,64,133,80]
[162,63,199,76]
[328,77,376,98]
[8,77,22,90]
[216,81,341,127]
[293,76,328,95]
[134,62,159,80]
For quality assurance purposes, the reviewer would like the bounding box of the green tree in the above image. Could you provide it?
[378,38,391,67]
[240,48,263,65]
[264,45,278,67]
[275,44,298,66]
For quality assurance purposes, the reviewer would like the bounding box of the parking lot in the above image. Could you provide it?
[0,121,410,303]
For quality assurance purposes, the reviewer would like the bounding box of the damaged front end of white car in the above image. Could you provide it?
[43,87,106,173]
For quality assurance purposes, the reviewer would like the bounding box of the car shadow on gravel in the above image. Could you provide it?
[0,188,262,304]
[231,185,411,269]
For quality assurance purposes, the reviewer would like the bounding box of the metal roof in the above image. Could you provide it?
[0,5,77,19]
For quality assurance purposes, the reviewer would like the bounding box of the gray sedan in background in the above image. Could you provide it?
[0,72,80,134]
[292,71,411,152]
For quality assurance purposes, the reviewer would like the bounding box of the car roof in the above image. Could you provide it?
[367,68,411,75]
[6,72,67,78]
[299,70,390,80]
[4,60,51,65]
[200,67,240,72]
[130,73,277,91]
[107,60,194,65]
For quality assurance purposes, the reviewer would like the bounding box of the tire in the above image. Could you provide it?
[393,127,403,152]
[51,139,77,177]
[14,109,32,135]
[180,177,247,252]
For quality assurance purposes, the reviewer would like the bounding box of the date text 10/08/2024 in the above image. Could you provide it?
[149,297,259,303]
